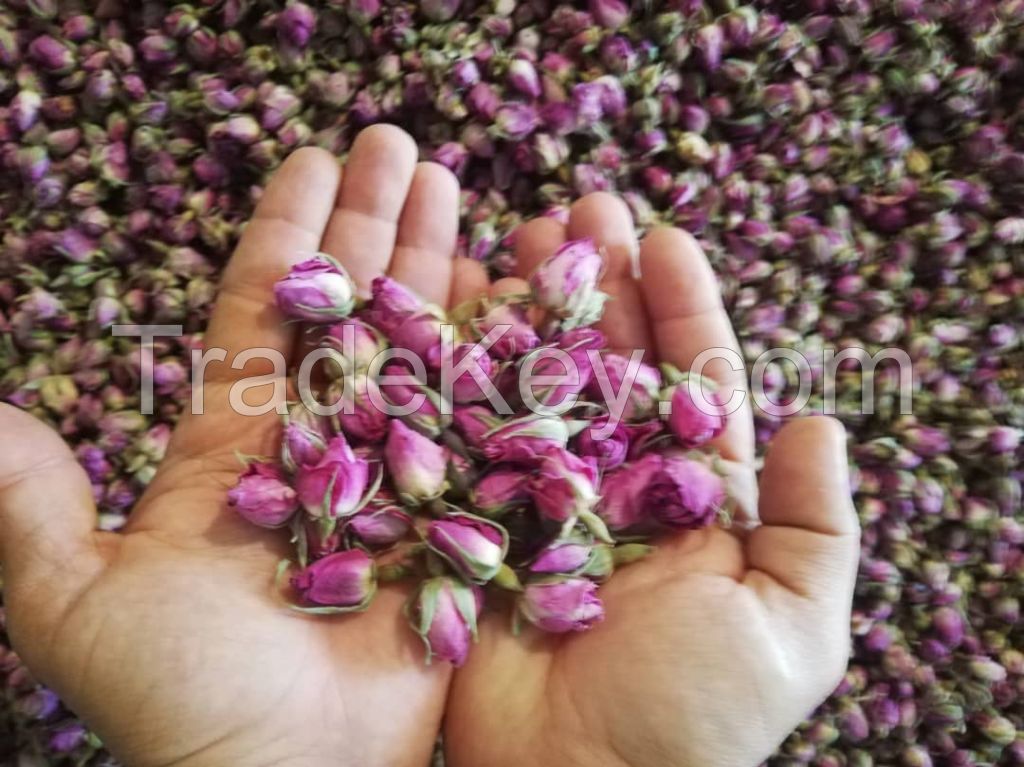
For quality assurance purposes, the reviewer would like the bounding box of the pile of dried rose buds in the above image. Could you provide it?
[228,238,731,666]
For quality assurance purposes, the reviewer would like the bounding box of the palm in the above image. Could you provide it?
[446,197,859,767]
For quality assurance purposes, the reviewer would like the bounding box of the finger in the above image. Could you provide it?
[321,124,419,294]
[389,162,460,305]
[638,226,754,464]
[513,217,566,280]
[449,258,490,309]
[0,405,112,649]
[744,417,859,624]
[566,193,653,355]
[203,146,341,371]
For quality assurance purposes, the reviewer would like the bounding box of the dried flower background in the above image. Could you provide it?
[0,0,1021,765]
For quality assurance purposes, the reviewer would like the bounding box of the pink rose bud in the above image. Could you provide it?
[597,453,664,531]
[277,2,316,48]
[530,540,593,574]
[389,309,445,361]
[440,342,496,404]
[529,446,600,523]
[385,419,449,503]
[273,255,356,322]
[507,58,542,98]
[347,493,412,547]
[409,576,481,666]
[523,341,594,409]
[470,468,532,517]
[380,364,445,437]
[296,435,372,519]
[589,0,629,28]
[648,456,725,529]
[482,415,570,462]
[426,512,509,583]
[661,373,728,448]
[589,353,662,421]
[322,318,385,372]
[452,404,502,449]
[291,549,376,608]
[477,302,540,360]
[576,416,630,470]
[365,276,424,335]
[529,238,608,329]
[519,576,605,633]
[335,374,389,444]
[303,517,342,559]
[281,406,328,471]
[227,461,298,528]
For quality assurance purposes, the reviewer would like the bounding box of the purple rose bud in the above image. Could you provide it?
[379,365,445,438]
[323,318,385,372]
[597,453,663,530]
[661,374,728,448]
[529,446,600,523]
[647,456,725,529]
[470,468,532,517]
[589,353,661,421]
[281,407,328,471]
[433,142,469,176]
[467,82,500,120]
[422,0,462,21]
[10,90,41,132]
[989,425,1022,453]
[365,276,425,335]
[410,577,481,666]
[291,549,376,608]
[389,310,444,362]
[138,34,178,65]
[16,145,50,184]
[336,374,389,444]
[596,76,627,117]
[385,419,449,503]
[228,462,298,528]
[451,405,501,450]
[274,255,357,322]
[540,101,578,135]
[495,103,540,140]
[277,2,317,48]
[519,576,604,633]
[932,606,965,647]
[347,495,412,547]
[28,35,75,72]
[482,415,570,462]
[695,24,725,71]
[451,59,481,88]
[477,302,541,360]
[15,688,60,720]
[530,540,593,574]
[426,513,509,583]
[576,417,630,470]
[296,435,371,519]
[48,723,86,754]
[589,0,629,28]
[507,59,542,98]
[529,238,607,329]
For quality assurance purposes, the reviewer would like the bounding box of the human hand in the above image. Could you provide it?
[0,125,484,767]
[444,195,860,767]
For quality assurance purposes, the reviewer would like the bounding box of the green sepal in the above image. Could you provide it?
[492,563,523,592]
[273,559,377,615]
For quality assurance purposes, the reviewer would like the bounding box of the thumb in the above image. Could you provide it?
[0,404,109,637]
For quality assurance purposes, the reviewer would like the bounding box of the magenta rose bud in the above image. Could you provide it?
[507,58,542,98]
[347,495,412,547]
[482,415,570,462]
[530,540,593,574]
[296,435,372,519]
[365,276,424,334]
[452,405,502,449]
[529,446,600,523]
[386,419,449,503]
[410,576,481,666]
[589,353,662,421]
[477,302,541,360]
[291,549,376,608]
[661,374,728,448]
[281,406,328,471]
[470,468,532,517]
[519,576,604,633]
[228,461,298,528]
[273,255,356,322]
[576,417,630,470]
[647,456,725,529]
[335,374,389,444]
[441,342,495,404]
[379,365,446,438]
[529,238,607,329]
[277,2,316,48]
[389,309,445,361]
[589,0,629,28]
[597,453,664,530]
[323,318,385,372]
[426,512,509,583]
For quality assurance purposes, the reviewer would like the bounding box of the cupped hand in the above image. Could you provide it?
[0,126,486,767]
[444,196,860,767]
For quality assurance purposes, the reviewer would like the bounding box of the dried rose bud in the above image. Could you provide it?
[529,446,600,523]
[597,452,663,530]
[28,35,75,73]
[452,405,502,449]
[589,353,662,420]
[409,576,481,666]
[48,723,86,754]
[228,462,298,528]
[660,372,727,447]
[646,456,725,529]
[347,497,412,548]
[277,2,316,48]
[385,419,449,503]
[576,417,630,470]
[291,549,376,608]
[476,302,540,360]
[323,318,386,372]
[530,539,593,574]
[274,255,357,322]
[519,576,604,633]
[481,415,570,462]
[508,58,542,98]
[296,435,371,519]
[529,238,607,329]
[281,408,328,472]
[495,102,540,140]
[389,309,445,361]
[379,366,446,438]
[439,342,495,404]
[589,0,629,28]
[470,468,532,517]
[335,374,389,444]
[426,512,509,583]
